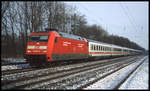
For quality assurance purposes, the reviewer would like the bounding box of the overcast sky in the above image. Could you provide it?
[65,1,149,50]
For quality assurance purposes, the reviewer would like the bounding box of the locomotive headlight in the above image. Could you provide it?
[28,46,35,49]
[27,50,31,53]
[43,50,47,52]
[39,46,47,49]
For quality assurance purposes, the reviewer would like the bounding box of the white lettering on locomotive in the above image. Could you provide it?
[63,41,71,46]
[78,44,84,47]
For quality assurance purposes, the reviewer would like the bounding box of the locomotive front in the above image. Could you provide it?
[25,32,50,66]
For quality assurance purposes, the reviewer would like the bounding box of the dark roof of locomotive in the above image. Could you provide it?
[58,32,85,41]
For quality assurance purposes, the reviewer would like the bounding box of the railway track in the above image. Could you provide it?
[41,56,142,89]
[37,59,137,89]
[1,58,87,75]
[2,67,39,76]
[2,56,130,87]
[1,56,145,89]
[2,56,132,78]
[1,56,106,73]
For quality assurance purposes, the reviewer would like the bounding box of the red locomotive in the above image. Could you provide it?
[25,29,88,66]
[25,28,142,66]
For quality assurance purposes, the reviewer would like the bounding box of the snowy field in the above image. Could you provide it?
[1,58,26,63]
[1,58,31,71]
[2,64,31,71]
[119,56,149,89]
[84,56,148,90]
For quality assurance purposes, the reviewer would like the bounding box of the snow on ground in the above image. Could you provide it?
[84,56,148,90]
[2,64,31,71]
[119,56,149,89]
[1,58,30,71]
[1,58,26,63]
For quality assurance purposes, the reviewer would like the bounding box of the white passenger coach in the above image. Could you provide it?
[88,39,142,58]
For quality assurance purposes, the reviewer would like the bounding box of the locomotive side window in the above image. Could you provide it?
[55,37,57,43]
[30,35,49,42]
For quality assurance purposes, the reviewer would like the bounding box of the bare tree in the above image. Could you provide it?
[6,2,18,57]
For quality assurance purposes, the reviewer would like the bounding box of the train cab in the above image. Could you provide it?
[25,29,61,65]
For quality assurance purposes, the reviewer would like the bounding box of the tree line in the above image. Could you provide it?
[1,1,145,58]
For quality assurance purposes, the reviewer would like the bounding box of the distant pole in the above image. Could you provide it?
[141,26,143,31]
[112,34,113,44]
[105,24,107,32]
[124,26,126,31]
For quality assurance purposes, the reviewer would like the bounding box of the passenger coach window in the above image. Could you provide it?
[94,45,96,50]
[91,44,93,50]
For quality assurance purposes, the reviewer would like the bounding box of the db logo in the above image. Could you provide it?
[35,46,40,49]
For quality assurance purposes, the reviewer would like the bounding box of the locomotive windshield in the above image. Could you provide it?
[30,35,49,42]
